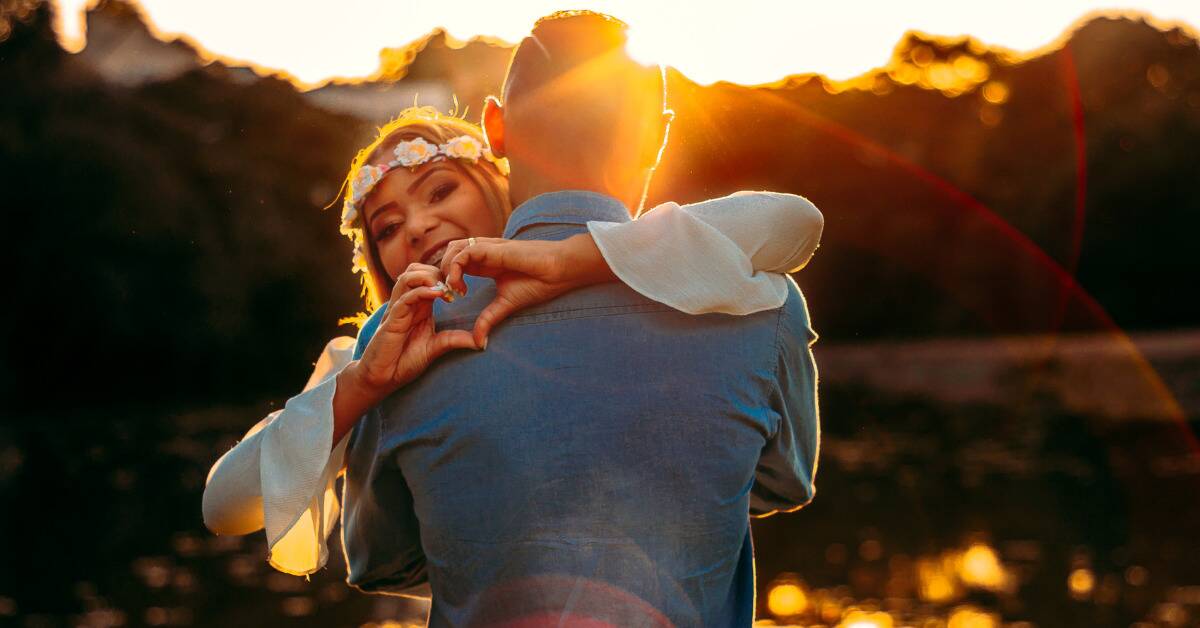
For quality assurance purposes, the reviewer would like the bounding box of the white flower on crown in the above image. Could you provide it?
[341,131,512,277]
[351,241,368,274]
[339,202,359,235]
[441,135,483,161]
[394,137,439,167]
[350,164,387,205]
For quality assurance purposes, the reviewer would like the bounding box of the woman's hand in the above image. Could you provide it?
[349,263,481,398]
[331,264,478,446]
[438,234,618,346]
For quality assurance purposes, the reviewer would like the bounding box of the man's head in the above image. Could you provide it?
[482,11,673,215]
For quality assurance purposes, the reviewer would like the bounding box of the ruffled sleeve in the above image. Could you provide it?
[259,336,356,575]
[586,191,823,315]
[201,335,357,576]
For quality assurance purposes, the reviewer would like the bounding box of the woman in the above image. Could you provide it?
[202,106,824,579]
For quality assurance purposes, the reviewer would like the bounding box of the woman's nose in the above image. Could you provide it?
[405,211,439,246]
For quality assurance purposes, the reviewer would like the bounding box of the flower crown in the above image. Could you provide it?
[338,135,509,275]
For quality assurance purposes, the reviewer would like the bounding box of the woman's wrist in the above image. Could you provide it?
[332,360,384,446]
[558,233,618,287]
[339,359,390,408]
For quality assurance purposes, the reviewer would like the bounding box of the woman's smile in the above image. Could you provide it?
[361,160,503,280]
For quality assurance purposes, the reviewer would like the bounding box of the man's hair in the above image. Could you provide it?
[500,11,666,167]
[502,11,644,103]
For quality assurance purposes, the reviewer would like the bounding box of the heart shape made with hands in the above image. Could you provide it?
[430,235,610,347]
[361,234,611,394]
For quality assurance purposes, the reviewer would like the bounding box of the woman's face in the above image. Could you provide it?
[362,159,502,281]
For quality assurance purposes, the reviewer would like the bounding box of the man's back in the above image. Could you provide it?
[342,193,819,627]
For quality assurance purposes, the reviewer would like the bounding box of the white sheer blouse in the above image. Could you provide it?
[201,191,823,576]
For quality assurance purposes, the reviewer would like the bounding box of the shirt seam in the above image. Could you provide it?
[438,302,674,329]
[769,301,787,438]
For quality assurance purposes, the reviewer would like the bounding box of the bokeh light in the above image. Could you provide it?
[947,606,999,628]
[1069,568,1097,599]
[918,557,961,603]
[766,581,809,618]
[981,80,1010,104]
[839,609,895,628]
[958,543,1008,591]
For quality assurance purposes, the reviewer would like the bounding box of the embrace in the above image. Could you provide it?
[203,11,822,627]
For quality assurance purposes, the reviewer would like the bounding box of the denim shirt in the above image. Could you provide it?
[342,191,820,627]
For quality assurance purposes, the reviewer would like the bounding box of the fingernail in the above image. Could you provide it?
[481,337,488,350]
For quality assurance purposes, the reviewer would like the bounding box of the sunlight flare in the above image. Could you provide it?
[51,0,1200,87]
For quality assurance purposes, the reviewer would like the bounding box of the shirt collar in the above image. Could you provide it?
[503,190,631,240]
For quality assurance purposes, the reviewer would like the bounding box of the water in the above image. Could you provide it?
[1,383,1196,627]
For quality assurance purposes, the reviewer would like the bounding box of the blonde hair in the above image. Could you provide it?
[338,106,511,318]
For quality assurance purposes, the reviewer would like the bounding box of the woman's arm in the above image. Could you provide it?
[586,191,824,314]
[202,336,355,533]
[673,191,824,273]
[201,335,357,575]
[437,191,824,343]
[201,411,276,536]
[239,267,475,576]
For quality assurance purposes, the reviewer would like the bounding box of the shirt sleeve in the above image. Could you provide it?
[750,281,821,517]
[586,191,823,315]
[200,335,357,576]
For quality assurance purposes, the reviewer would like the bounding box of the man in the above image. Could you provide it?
[341,11,820,626]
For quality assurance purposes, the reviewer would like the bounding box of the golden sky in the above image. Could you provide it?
[53,0,1200,87]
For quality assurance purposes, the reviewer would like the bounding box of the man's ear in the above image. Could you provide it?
[482,96,507,159]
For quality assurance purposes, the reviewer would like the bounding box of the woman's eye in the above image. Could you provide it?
[430,182,458,203]
[377,223,401,241]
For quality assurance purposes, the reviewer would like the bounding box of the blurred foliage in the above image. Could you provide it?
[2,2,371,410]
